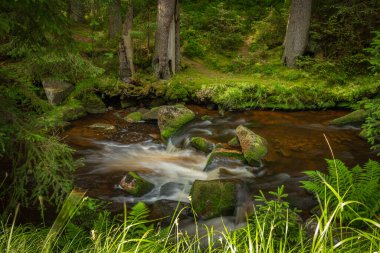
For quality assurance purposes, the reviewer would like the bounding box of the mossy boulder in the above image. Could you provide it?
[204,148,245,171]
[329,109,368,126]
[82,94,106,114]
[190,180,237,219]
[228,136,240,147]
[142,107,161,121]
[236,125,267,166]
[158,105,195,140]
[190,137,215,153]
[124,112,143,123]
[119,172,154,197]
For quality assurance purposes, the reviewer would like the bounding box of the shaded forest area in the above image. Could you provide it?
[0,0,380,252]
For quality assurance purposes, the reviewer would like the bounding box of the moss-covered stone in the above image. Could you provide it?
[236,125,267,166]
[158,105,195,140]
[204,148,245,171]
[124,112,143,123]
[329,109,368,126]
[142,107,161,121]
[190,137,215,153]
[190,180,237,219]
[82,94,106,114]
[119,172,154,197]
[228,136,240,147]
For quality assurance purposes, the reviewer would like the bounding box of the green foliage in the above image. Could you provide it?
[246,186,303,246]
[362,99,380,154]
[366,31,380,74]
[252,8,287,50]
[310,0,380,60]
[24,51,105,83]
[183,39,205,59]
[0,0,70,57]
[302,159,380,223]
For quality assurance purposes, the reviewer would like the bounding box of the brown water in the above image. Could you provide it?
[62,106,378,209]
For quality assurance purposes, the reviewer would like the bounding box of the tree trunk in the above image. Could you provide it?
[119,0,135,83]
[108,0,122,39]
[153,0,180,80]
[69,0,85,22]
[282,0,312,68]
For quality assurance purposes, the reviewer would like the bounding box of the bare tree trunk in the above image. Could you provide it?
[174,0,180,72]
[108,0,122,39]
[69,0,85,22]
[282,0,312,68]
[153,0,180,80]
[119,0,135,83]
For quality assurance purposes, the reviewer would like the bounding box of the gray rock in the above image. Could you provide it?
[42,79,74,105]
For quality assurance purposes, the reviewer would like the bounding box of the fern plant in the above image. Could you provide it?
[302,159,380,223]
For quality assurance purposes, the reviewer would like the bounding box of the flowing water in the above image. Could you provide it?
[62,106,377,212]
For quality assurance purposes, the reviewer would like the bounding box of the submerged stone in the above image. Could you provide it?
[329,109,368,126]
[88,123,116,131]
[158,105,195,140]
[190,137,215,153]
[124,111,143,123]
[118,172,154,197]
[42,79,74,105]
[236,125,267,166]
[190,180,238,219]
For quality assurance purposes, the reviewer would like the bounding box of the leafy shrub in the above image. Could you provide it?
[365,31,380,74]
[252,8,287,50]
[183,40,205,59]
[362,99,380,154]
[24,51,104,83]
[235,186,303,249]
[302,159,380,223]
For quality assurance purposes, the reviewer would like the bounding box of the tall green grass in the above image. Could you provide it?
[1,181,379,253]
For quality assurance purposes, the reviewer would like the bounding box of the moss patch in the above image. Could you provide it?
[125,112,143,123]
[158,106,195,140]
[190,180,237,219]
[228,136,240,147]
[190,137,214,153]
[330,109,368,126]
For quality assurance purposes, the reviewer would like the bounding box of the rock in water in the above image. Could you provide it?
[124,112,143,123]
[88,123,116,131]
[118,172,154,197]
[42,79,74,105]
[228,136,240,147]
[190,180,238,219]
[142,107,161,121]
[190,137,215,153]
[204,148,245,171]
[236,125,267,166]
[329,109,368,126]
[157,105,195,140]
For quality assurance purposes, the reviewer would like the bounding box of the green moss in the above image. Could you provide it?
[228,136,240,147]
[190,137,214,153]
[160,111,195,140]
[122,172,154,197]
[330,109,368,126]
[205,148,245,168]
[190,180,237,219]
[81,93,106,114]
[125,112,143,123]
[244,140,268,166]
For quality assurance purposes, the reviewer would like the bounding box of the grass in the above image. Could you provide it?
[165,57,380,110]
[1,178,379,253]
